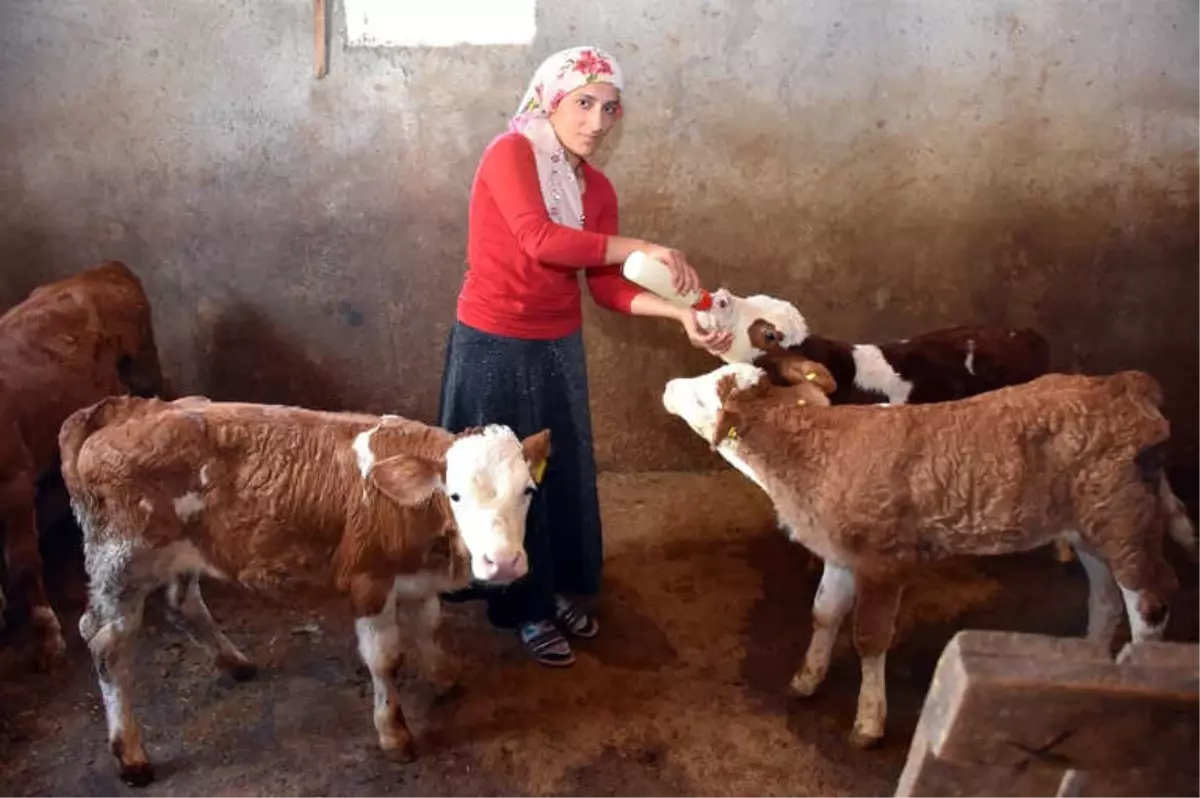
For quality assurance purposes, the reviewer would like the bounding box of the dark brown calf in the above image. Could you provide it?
[748,318,1050,405]
[0,261,163,669]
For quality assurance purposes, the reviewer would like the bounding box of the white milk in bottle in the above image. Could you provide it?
[621,251,713,310]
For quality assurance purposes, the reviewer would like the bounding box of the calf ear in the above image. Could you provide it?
[712,405,743,449]
[369,454,444,506]
[521,429,551,484]
[779,358,837,395]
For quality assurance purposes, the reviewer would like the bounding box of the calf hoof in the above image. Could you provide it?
[848,726,883,750]
[427,669,462,701]
[379,732,417,763]
[787,671,822,698]
[119,761,156,788]
[228,661,259,682]
[34,636,68,673]
[1052,541,1076,563]
[217,653,258,681]
[113,741,156,787]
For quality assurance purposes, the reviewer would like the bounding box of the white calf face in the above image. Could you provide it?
[719,294,810,365]
[662,363,765,442]
[443,426,538,583]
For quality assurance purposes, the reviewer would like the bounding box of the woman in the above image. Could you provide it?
[438,45,731,667]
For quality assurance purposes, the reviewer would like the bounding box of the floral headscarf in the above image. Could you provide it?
[508,46,624,230]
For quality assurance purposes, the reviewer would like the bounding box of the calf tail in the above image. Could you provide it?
[1159,475,1198,561]
[57,395,148,496]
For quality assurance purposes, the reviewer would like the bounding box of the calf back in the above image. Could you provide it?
[0,261,162,472]
[65,397,461,598]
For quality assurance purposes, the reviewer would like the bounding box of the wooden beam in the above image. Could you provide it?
[314,0,328,79]
[895,630,1199,797]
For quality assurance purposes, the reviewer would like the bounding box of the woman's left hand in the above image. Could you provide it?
[681,310,733,355]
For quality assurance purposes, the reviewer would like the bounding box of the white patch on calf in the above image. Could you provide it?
[964,339,976,376]
[851,345,913,404]
[199,464,211,487]
[791,562,855,695]
[443,425,535,583]
[138,498,153,513]
[353,423,382,502]
[715,441,768,491]
[173,492,205,522]
[353,424,380,477]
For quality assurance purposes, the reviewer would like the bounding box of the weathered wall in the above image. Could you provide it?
[2,1,1196,471]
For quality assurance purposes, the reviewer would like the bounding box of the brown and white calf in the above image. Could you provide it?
[0,260,163,668]
[58,394,549,785]
[705,290,1066,559]
[662,359,1195,748]
[747,317,1050,406]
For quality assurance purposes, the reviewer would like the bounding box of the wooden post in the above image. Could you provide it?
[314,0,328,79]
[895,630,1199,797]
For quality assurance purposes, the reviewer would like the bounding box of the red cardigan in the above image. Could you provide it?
[455,132,641,340]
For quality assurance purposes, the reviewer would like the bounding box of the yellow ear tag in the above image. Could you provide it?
[726,426,739,440]
[532,460,547,484]
[804,371,817,381]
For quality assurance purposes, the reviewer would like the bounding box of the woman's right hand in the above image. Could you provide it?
[642,243,702,297]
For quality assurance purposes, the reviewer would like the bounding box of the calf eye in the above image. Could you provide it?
[524,485,536,497]
[450,493,461,502]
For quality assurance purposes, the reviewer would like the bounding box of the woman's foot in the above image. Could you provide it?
[554,594,599,639]
[519,620,575,667]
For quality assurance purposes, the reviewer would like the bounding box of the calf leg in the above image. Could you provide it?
[355,586,415,760]
[1070,542,1124,650]
[0,470,65,670]
[1160,476,1198,560]
[398,595,456,697]
[1052,539,1076,563]
[789,561,855,697]
[80,590,153,786]
[1084,523,1175,646]
[165,573,256,680]
[848,576,903,749]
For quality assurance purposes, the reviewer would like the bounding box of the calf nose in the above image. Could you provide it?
[482,550,526,582]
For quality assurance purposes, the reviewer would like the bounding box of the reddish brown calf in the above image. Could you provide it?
[0,261,163,669]
[663,358,1195,748]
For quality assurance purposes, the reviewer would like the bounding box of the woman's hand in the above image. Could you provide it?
[681,309,733,355]
[642,244,702,296]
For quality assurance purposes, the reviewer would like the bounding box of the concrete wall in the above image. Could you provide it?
[2,1,1196,471]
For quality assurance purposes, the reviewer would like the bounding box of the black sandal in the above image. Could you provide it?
[554,594,599,639]
[519,620,575,667]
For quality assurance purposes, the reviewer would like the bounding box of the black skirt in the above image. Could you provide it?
[437,320,603,627]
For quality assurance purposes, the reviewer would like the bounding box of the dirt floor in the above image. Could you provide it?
[1,470,1197,797]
